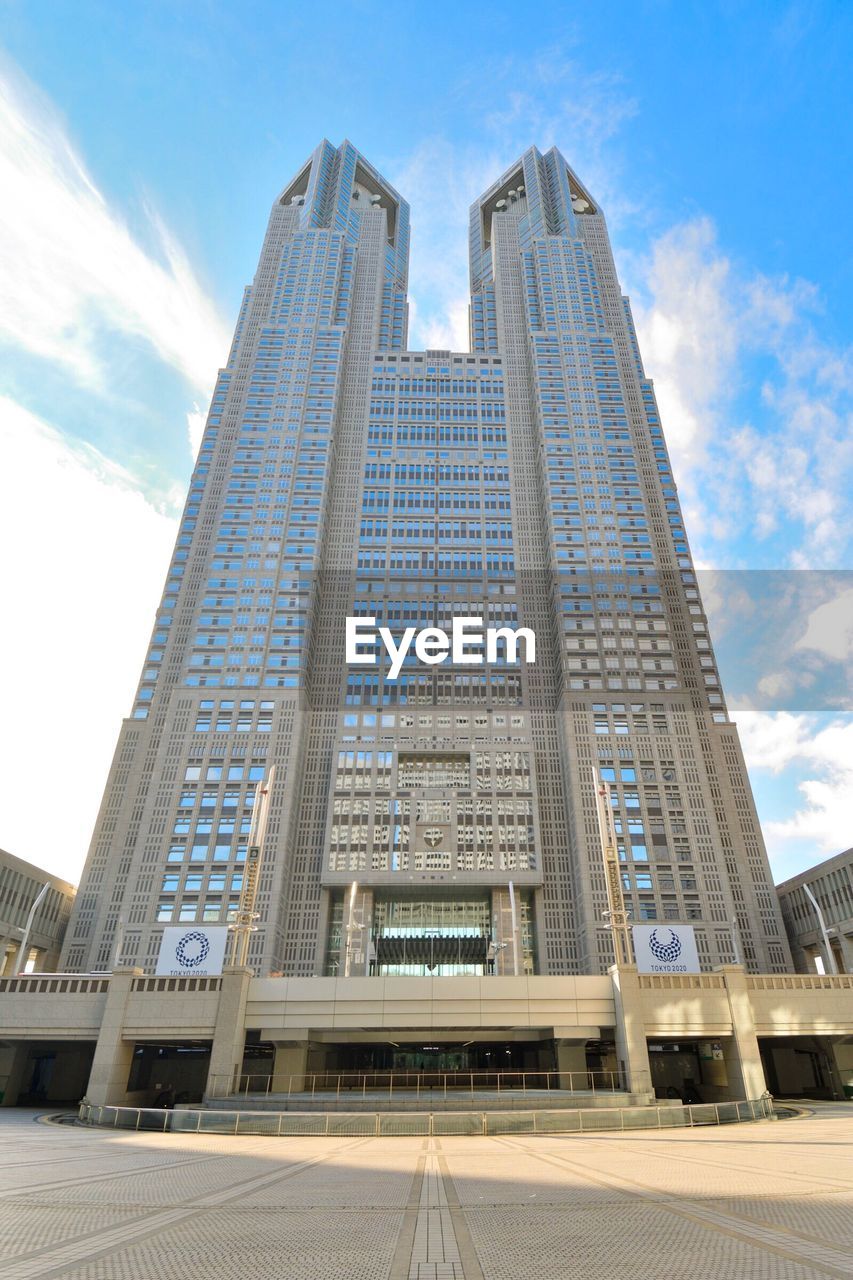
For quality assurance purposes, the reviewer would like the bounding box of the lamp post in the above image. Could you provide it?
[14,882,49,974]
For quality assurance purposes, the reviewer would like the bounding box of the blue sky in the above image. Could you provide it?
[0,0,850,884]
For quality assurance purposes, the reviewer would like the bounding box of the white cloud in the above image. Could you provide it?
[392,136,496,352]
[631,219,737,473]
[630,219,852,568]
[421,297,470,352]
[0,397,177,882]
[0,61,229,398]
[734,710,853,867]
[186,403,207,458]
[392,47,639,351]
[795,586,853,663]
[0,60,231,880]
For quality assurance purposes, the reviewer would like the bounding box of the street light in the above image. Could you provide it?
[13,882,49,974]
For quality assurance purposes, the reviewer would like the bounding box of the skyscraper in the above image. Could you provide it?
[61,140,791,980]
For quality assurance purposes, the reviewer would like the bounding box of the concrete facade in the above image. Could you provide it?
[777,847,853,974]
[0,848,75,975]
[60,140,789,984]
[12,142,837,1120]
[1,966,852,1108]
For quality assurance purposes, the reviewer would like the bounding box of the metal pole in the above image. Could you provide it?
[229,767,275,970]
[14,882,49,973]
[508,880,521,976]
[592,770,632,966]
[730,916,743,966]
[344,880,358,978]
[112,916,126,969]
[803,883,839,974]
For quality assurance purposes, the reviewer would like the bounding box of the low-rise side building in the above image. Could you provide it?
[777,848,853,975]
[0,849,76,976]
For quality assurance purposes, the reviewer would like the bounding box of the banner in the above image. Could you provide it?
[632,924,700,975]
[155,926,228,977]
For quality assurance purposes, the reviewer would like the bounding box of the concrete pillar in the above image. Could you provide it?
[272,1039,309,1092]
[0,1042,31,1106]
[832,930,853,975]
[555,1040,587,1090]
[0,942,16,976]
[206,966,253,1099]
[609,964,653,1096]
[84,968,143,1106]
[827,1039,853,1097]
[716,965,768,1099]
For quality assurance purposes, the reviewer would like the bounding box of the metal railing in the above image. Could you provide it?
[205,1068,624,1100]
[78,1095,775,1136]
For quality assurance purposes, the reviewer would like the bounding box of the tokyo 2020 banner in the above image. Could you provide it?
[632,924,700,974]
[155,926,228,977]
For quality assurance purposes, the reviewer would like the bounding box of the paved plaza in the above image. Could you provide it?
[1,1106,852,1279]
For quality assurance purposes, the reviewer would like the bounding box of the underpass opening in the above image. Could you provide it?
[0,1039,96,1106]
[647,1037,734,1103]
[126,1040,212,1106]
[759,1035,852,1101]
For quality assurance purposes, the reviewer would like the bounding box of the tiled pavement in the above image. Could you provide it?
[1,1104,852,1278]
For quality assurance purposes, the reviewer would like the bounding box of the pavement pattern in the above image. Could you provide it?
[0,1104,851,1278]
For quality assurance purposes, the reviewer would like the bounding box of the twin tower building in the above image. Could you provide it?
[61,141,791,981]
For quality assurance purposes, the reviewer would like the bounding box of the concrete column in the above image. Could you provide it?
[716,965,768,1099]
[832,930,853,975]
[827,1039,853,1097]
[206,966,253,1099]
[272,1038,309,1092]
[0,942,15,976]
[0,1042,31,1106]
[84,968,143,1106]
[609,964,653,1096]
[555,1040,588,1091]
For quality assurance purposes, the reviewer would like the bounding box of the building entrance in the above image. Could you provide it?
[372,895,492,977]
[321,1039,553,1075]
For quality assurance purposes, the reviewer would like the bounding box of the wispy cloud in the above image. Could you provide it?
[392,45,639,351]
[629,218,852,569]
[699,570,852,713]
[0,59,227,880]
[0,60,229,399]
[0,397,177,880]
[735,710,853,876]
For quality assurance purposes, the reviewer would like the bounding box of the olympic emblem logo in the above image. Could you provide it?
[175,931,211,968]
[648,927,682,963]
